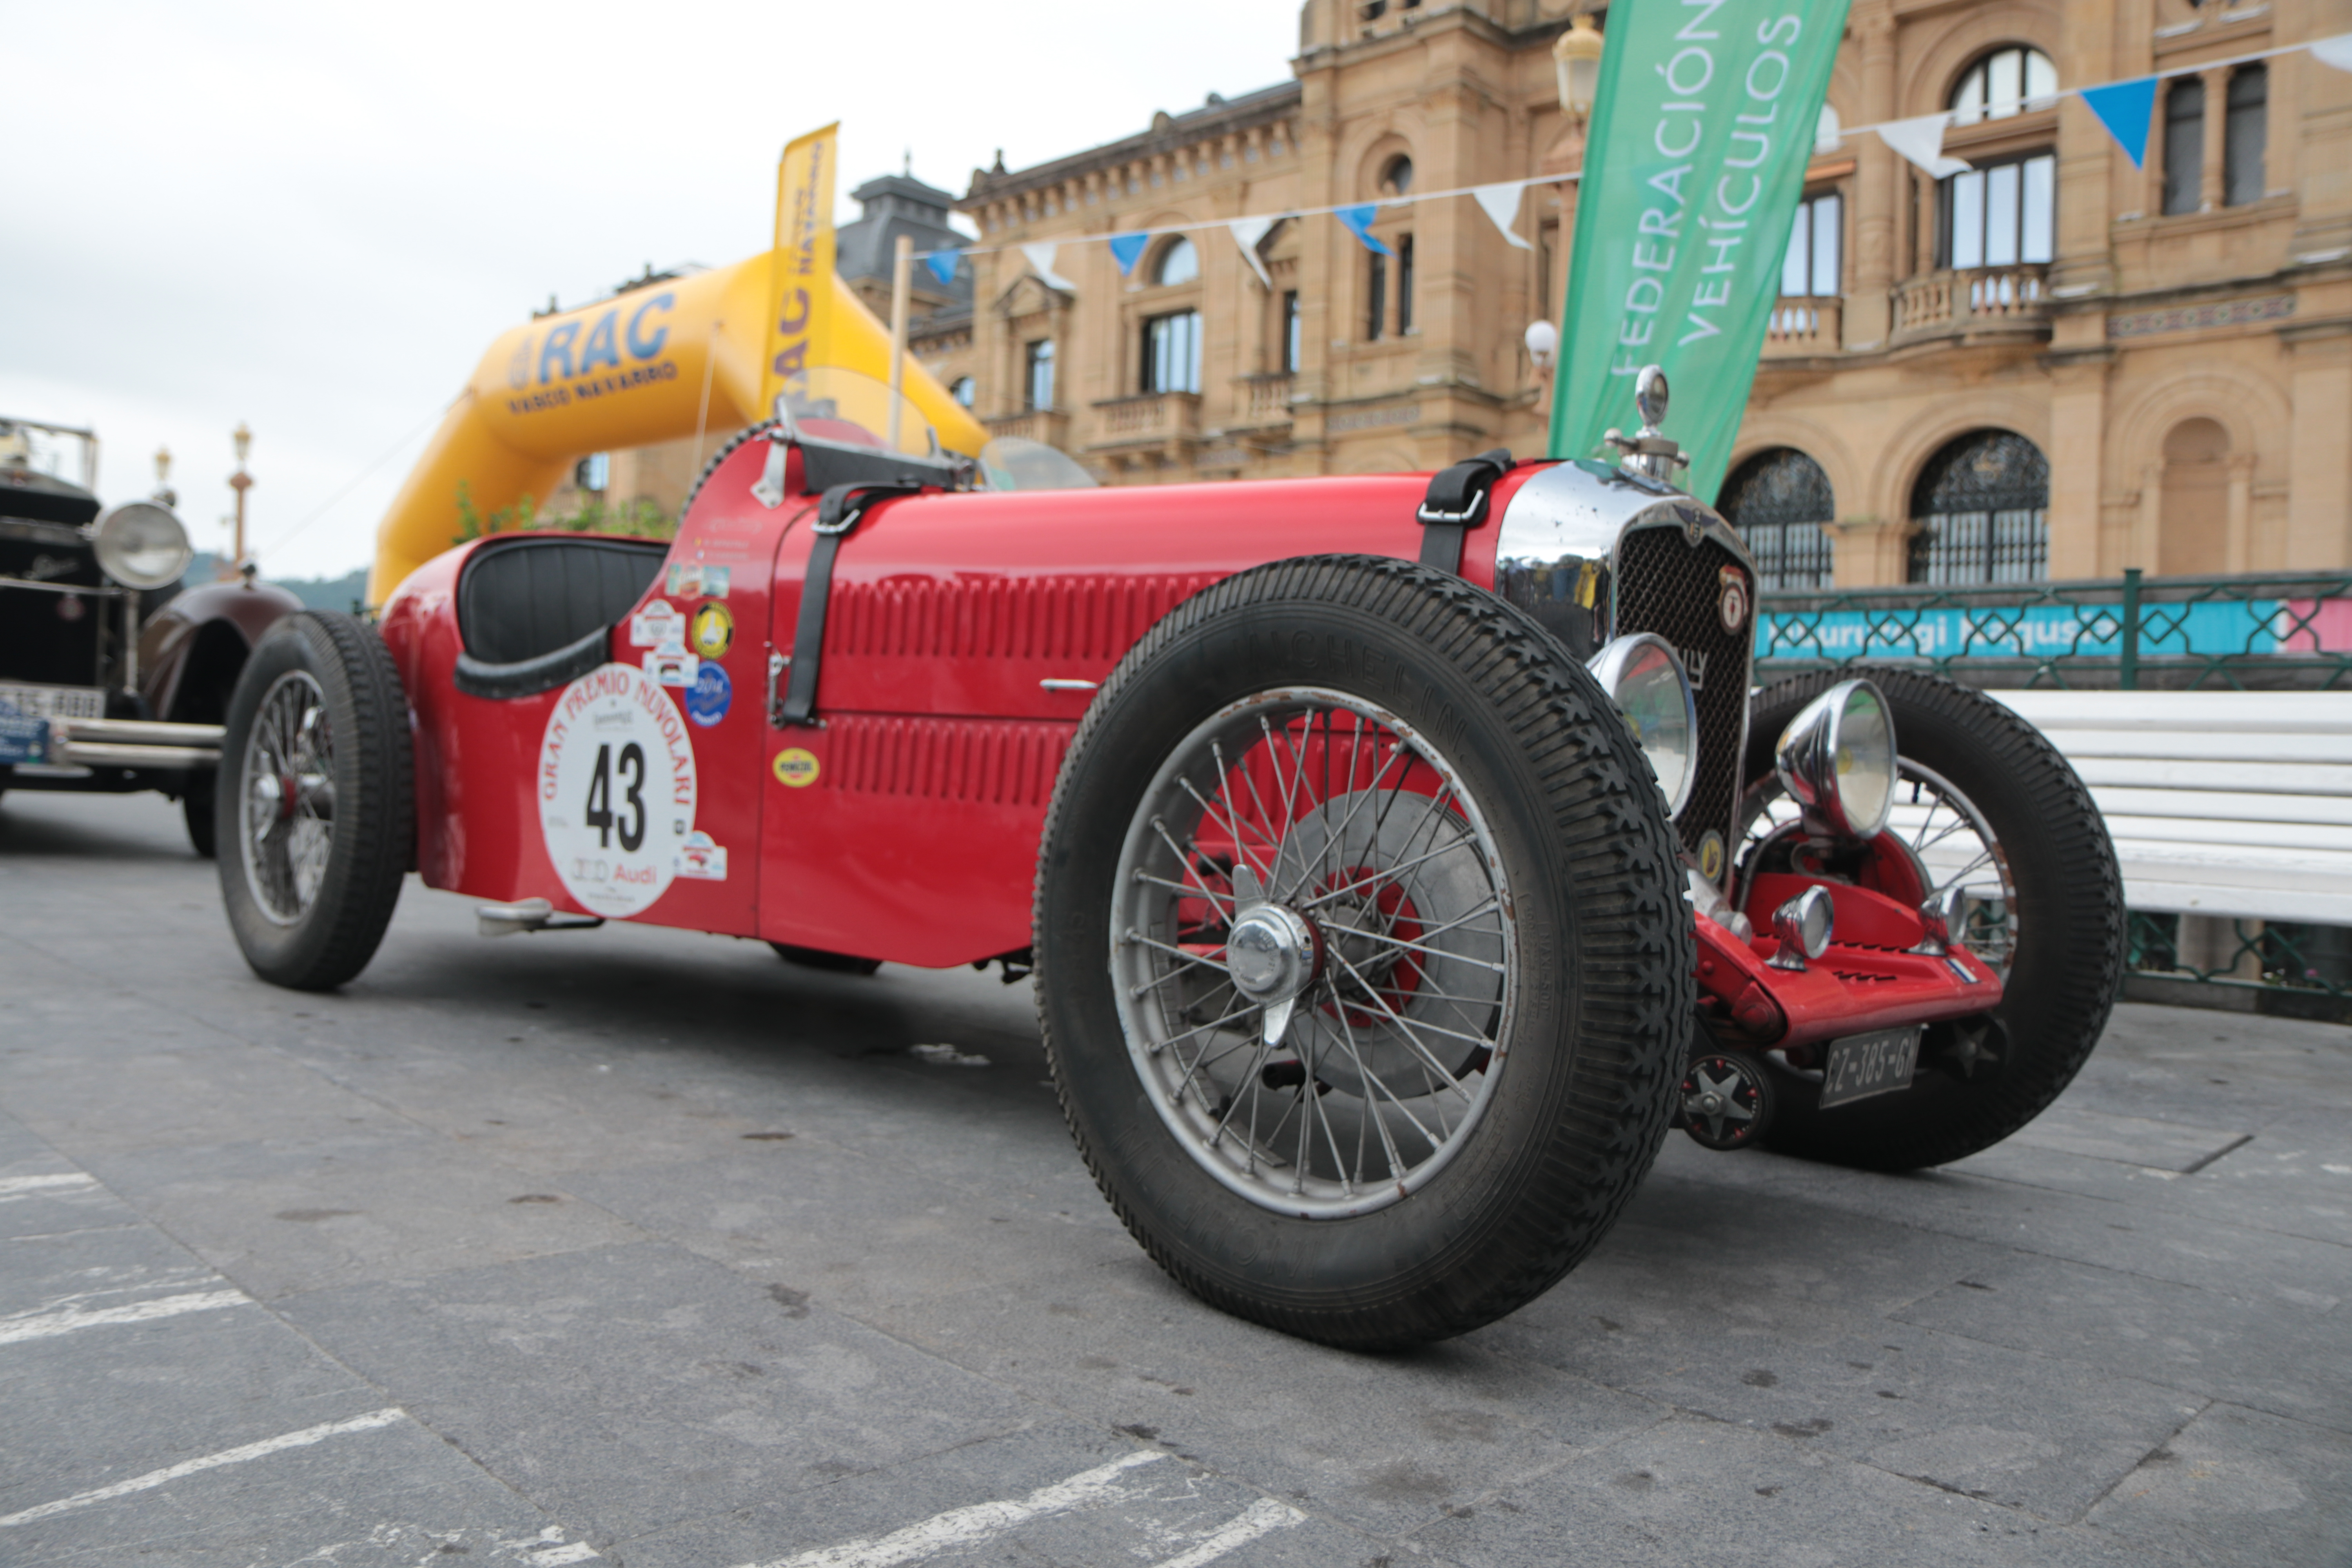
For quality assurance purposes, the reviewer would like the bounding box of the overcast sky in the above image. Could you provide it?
[1,1,1299,579]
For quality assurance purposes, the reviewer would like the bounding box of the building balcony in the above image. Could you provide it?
[983,408,1070,450]
[1763,298,1841,356]
[1891,265,2051,345]
[1237,373,1296,424]
[1086,391,1202,474]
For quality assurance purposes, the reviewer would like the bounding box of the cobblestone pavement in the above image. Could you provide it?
[2,789,2347,1567]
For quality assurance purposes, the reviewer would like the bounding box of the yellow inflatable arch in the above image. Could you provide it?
[367,258,985,604]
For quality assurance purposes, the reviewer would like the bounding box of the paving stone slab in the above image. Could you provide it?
[1948,1136,2352,1251]
[1406,1415,2141,1568]
[77,1134,650,1300]
[560,1138,1130,1320]
[1998,1106,2252,1174]
[1895,1254,2352,1435]
[4,1414,595,1568]
[863,1254,1670,1539]
[1726,1143,2351,1313]
[614,1423,1369,1568]
[2083,1400,2352,1566]
[272,1241,1051,1542]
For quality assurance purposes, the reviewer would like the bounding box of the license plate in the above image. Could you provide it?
[0,683,102,722]
[1819,1025,1923,1109]
[0,708,48,765]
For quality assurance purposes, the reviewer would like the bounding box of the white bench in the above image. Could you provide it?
[1993,690,2352,929]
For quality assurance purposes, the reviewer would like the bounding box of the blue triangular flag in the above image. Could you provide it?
[922,249,961,287]
[1107,232,1148,276]
[1334,204,1395,257]
[2081,76,2158,169]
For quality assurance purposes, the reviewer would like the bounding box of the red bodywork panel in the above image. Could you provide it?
[380,439,1999,1040]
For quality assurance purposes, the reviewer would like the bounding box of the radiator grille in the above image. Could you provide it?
[1612,525,1752,869]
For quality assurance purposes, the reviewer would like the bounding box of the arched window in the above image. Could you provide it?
[1907,430,2049,584]
[1381,156,1414,196]
[949,376,975,409]
[1718,449,1836,590]
[1947,46,2058,124]
[1153,237,1198,287]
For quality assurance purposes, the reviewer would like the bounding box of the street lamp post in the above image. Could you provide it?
[227,423,253,577]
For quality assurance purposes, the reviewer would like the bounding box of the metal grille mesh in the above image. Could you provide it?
[1613,526,1752,866]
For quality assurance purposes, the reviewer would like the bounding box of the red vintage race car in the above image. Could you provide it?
[212,369,2123,1348]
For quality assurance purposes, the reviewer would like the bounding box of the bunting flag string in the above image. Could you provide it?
[908,30,2352,285]
[2080,77,2160,169]
[1227,216,1277,289]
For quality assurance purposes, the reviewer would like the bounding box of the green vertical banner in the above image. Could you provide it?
[1548,0,1851,502]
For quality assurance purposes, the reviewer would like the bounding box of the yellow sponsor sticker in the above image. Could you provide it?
[773,748,820,788]
[690,601,735,660]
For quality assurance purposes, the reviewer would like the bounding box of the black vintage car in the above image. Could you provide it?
[0,417,302,853]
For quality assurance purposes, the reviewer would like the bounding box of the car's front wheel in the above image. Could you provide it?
[218,612,413,990]
[1035,555,1693,1348]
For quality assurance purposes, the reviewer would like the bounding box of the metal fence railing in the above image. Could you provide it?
[1753,566,2352,690]
[1752,568,2352,1017]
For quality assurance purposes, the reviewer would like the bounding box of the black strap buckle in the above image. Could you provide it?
[776,480,927,728]
[1416,448,1513,574]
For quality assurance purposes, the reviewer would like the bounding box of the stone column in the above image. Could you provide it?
[2226,451,2258,573]
[2283,319,2352,568]
[2200,68,2228,213]
[2047,346,2112,580]
[1846,5,1898,350]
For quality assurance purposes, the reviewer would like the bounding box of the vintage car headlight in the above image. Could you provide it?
[1774,678,1898,840]
[1587,633,1697,818]
[92,501,193,590]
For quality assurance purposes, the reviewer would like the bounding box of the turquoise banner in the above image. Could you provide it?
[1549,1,1852,502]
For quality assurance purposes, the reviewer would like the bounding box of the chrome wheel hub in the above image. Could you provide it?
[1111,687,1517,1220]
[1227,903,1316,1003]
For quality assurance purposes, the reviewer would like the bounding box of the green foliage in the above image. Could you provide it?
[453,481,674,546]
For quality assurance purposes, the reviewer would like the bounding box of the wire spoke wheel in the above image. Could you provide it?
[1037,556,1693,1347]
[218,611,412,991]
[239,670,337,925]
[1739,756,2018,977]
[1112,688,1514,1219]
[1738,667,2123,1171]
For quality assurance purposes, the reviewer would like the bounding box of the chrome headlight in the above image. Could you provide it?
[1587,632,1697,818]
[92,501,193,590]
[1774,678,1897,840]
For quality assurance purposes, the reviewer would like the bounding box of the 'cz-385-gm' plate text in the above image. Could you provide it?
[1819,1025,1924,1109]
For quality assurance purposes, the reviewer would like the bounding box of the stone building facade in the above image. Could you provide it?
[949,0,2352,586]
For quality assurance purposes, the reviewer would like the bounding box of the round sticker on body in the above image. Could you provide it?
[539,663,699,918]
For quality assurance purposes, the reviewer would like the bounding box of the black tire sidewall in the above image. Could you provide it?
[1038,557,1692,1345]
[217,613,411,989]
[1743,668,2124,1168]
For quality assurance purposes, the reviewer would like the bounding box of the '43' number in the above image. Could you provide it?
[583,742,647,852]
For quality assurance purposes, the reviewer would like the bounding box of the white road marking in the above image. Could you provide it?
[742,1450,1165,1568]
[0,1288,249,1345]
[0,1173,97,1200]
[1154,1498,1308,1567]
[522,1544,602,1564]
[0,1408,404,1526]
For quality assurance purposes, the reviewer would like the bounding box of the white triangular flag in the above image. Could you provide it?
[2314,33,2352,72]
[1228,217,1276,289]
[1877,113,1969,180]
[1022,242,1076,292]
[1471,182,1533,249]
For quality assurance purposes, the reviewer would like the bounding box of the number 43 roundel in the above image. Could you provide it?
[539,664,700,918]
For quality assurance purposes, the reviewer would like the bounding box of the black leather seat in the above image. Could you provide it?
[453,536,667,699]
